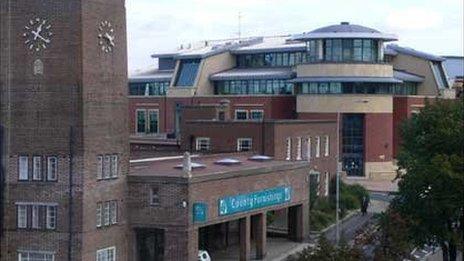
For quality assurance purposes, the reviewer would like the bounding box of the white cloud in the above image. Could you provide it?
[386,7,443,30]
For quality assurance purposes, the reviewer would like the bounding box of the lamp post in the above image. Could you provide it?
[336,112,341,246]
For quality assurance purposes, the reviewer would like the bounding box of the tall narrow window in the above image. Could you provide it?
[306,137,312,161]
[103,202,110,226]
[96,203,102,228]
[97,155,103,180]
[174,59,201,86]
[32,156,42,181]
[296,137,302,160]
[47,156,58,181]
[19,156,29,181]
[136,109,146,134]
[104,155,111,179]
[31,205,39,229]
[315,136,321,158]
[110,201,117,224]
[110,155,118,178]
[148,110,159,134]
[150,188,160,206]
[17,205,27,228]
[324,172,330,196]
[46,205,57,230]
[324,135,330,157]
[285,138,292,161]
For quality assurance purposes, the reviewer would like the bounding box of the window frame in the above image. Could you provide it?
[110,155,118,178]
[17,204,27,229]
[46,205,57,230]
[150,187,161,206]
[136,109,147,134]
[237,138,253,152]
[249,109,264,121]
[18,251,55,261]
[195,137,211,151]
[306,137,312,161]
[315,136,321,158]
[296,137,302,160]
[234,109,248,120]
[32,156,42,181]
[285,137,292,161]
[18,156,29,181]
[324,135,330,157]
[47,156,58,181]
[96,246,116,261]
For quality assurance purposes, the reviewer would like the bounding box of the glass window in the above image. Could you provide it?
[235,110,248,120]
[196,137,210,151]
[324,135,330,156]
[282,52,289,66]
[353,39,363,61]
[47,156,58,181]
[19,156,29,181]
[362,40,372,61]
[97,156,103,180]
[104,155,111,179]
[431,62,448,89]
[285,137,292,160]
[175,59,200,86]
[237,138,253,152]
[296,137,302,160]
[250,110,264,120]
[96,203,102,227]
[32,205,39,229]
[315,136,321,158]
[342,39,353,61]
[46,205,57,230]
[150,188,160,206]
[32,156,42,181]
[329,82,342,93]
[97,247,116,261]
[264,53,273,66]
[110,201,117,224]
[110,155,118,178]
[136,110,146,134]
[103,202,110,226]
[332,39,342,61]
[309,83,318,94]
[306,137,311,161]
[17,205,27,228]
[18,251,55,261]
[148,110,159,134]
[319,83,329,94]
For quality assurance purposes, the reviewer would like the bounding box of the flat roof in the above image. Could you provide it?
[128,153,310,181]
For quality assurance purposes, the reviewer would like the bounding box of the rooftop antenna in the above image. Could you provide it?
[238,11,242,40]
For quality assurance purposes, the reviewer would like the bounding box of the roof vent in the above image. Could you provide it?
[248,155,273,162]
[215,158,242,166]
[340,22,350,25]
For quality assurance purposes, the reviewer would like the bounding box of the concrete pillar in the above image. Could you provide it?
[239,216,251,261]
[288,205,305,242]
[252,213,267,259]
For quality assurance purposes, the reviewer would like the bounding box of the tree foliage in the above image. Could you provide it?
[286,236,364,261]
[392,98,464,260]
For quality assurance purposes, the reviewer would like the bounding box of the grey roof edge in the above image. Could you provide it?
[288,76,402,83]
[387,44,445,62]
[291,32,398,41]
[231,45,306,54]
[209,68,296,81]
[151,53,178,58]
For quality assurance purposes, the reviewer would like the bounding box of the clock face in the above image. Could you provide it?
[98,20,115,53]
[23,18,53,52]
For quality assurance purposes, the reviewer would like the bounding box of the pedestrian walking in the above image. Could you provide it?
[361,196,370,215]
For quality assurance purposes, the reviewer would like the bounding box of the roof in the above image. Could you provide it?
[128,153,309,180]
[386,44,445,62]
[291,22,398,41]
[443,56,464,79]
[210,68,295,81]
[288,76,402,83]
[129,70,173,82]
[232,36,306,54]
[393,70,424,83]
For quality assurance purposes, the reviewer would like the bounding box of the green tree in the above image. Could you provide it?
[286,236,364,261]
[374,210,413,260]
[393,98,464,261]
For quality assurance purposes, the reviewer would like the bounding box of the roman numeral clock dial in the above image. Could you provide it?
[23,18,53,52]
[98,20,115,53]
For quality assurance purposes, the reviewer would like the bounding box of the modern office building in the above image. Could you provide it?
[129,22,455,179]
[1,0,129,260]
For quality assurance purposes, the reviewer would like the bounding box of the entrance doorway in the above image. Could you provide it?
[136,229,165,261]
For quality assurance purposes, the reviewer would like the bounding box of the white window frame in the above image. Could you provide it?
[17,205,27,228]
[19,156,29,181]
[33,156,42,181]
[324,135,329,157]
[96,203,102,228]
[103,155,111,179]
[31,205,40,229]
[285,137,291,161]
[234,109,248,120]
[296,137,302,160]
[237,138,253,152]
[97,155,103,180]
[249,109,264,120]
[110,155,118,178]
[136,109,147,134]
[18,251,55,261]
[195,137,210,151]
[103,202,110,226]
[46,205,57,230]
[315,136,321,158]
[324,172,330,196]
[96,246,116,261]
[109,201,117,225]
[47,156,58,181]
[306,137,312,161]
[147,109,160,134]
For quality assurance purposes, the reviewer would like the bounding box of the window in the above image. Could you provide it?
[17,205,27,228]
[431,62,448,89]
[16,203,57,230]
[175,59,200,86]
[148,110,159,134]
[324,135,330,157]
[104,155,111,179]
[33,156,42,180]
[129,81,169,96]
[324,172,330,196]
[96,247,116,261]
[215,80,294,95]
[296,137,302,160]
[110,155,118,178]
[249,110,264,120]
[237,138,253,152]
[306,137,311,161]
[315,136,321,158]
[47,156,58,181]
[309,172,321,197]
[136,109,146,134]
[235,110,248,120]
[18,251,55,261]
[19,156,29,181]
[150,188,160,206]
[97,156,103,180]
[195,137,210,151]
[46,206,57,230]
[97,201,118,228]
[285,137,292,161]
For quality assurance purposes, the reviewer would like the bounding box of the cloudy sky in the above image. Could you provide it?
[126,0,463,74]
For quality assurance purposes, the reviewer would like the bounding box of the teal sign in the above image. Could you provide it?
[193,203,207,223]
[218,186,292,216]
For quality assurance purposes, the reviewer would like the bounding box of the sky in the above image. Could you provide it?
[126,0,464,74]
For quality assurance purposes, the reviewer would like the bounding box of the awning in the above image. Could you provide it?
[210,68,295,81]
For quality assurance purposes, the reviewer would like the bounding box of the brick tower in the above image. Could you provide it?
[0,0,129,260]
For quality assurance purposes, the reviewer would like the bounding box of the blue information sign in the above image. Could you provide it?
[193,203,207,223]
[218,186,292,216]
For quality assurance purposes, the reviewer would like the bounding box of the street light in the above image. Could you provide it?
[336,112,341,246]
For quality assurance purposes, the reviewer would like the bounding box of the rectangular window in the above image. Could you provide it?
[136,109,146,134]
[17,205,27,228]
[103,202,110,226]
[33,156,42,181]
[175,59,201,86]
[249,110,264,120]
[96,247,116,261]
[324,135,330,157]
[296,137,302,160]
[96,203,102,228]
[324,172,330,196]
[47,156,58,181]
[18,251,55,261]
[235,110,248,120]
[195,137,210,151]
[306,137,312,161]
[110,201,117,225]
[110,155,118,178]
[148,110,159,134]
[104,155,111,179]
[150,188,160,206]
[32,205,40,229]
[46,205,57,230]
[19,156,29,181]
[286,137,292,161]
[97,155,103,180]
[315,136,321,158]
[237,138,253,152]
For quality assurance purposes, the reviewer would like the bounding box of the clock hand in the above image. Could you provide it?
[32,31,50,44]
[104,33,115,46]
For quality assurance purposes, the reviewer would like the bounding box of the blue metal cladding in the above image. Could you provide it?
[193,203,208,223]
[218,186,292,216]
[175,59,201,86]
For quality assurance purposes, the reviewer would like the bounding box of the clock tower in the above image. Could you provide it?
[1,0,129,260]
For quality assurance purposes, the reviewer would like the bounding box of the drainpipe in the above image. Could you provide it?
[67,126,74,261]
